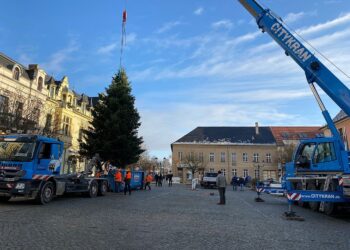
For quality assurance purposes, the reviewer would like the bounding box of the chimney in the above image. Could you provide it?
[255,122,259,135]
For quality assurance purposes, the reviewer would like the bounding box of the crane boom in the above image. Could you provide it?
[238,0,350,136]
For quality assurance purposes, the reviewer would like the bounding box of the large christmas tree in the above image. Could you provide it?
[80,68,144,167]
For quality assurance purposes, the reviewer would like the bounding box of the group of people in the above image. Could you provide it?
[216,171,252,205]
[230,176,250,191]
[113,170,174,194]
[114,169,132,195]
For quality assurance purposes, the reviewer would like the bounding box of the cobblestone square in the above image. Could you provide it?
[0,184,349,250]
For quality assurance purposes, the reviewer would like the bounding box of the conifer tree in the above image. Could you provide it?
[80,68,144,167]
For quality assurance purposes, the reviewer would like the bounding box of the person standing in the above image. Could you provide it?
[124,170,132,195]
[158,174,163,187]
[167,172,173,187]
[216,170,227,205]
[144,173,153,190]
[114,169,123,193]
[231,176,238,191]
[154,173,159,187]
[191,177,198,190]
[239,176,245,191]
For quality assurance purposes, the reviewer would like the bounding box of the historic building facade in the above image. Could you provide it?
[322,110,350,150]
[172,123,321,184]
[171,124,277,184]
[0,52,95,173]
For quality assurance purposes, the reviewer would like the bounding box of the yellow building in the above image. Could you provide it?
[171,124,278,184]
[0,52,95,173]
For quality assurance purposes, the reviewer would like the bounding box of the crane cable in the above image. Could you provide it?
[119,0,127,69]
[258,1,350,80]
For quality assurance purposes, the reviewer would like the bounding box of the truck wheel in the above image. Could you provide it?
[88,180,98,198]
[323,183,337,216]
[307,182,319,212]
[98,181,108,196]
[36,181,54,205]
[0,196,11,202]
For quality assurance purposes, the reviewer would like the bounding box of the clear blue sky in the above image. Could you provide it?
[1,0,350,159]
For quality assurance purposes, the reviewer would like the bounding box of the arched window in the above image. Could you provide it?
[13,67,20,80]
[37,77,43,91]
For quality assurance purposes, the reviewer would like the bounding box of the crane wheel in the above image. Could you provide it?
[307,182,320,212]
[323,182,337,216]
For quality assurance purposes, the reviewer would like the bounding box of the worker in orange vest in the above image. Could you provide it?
[144,172,153,190]
[114,169,123,193]
[124,170,132,195]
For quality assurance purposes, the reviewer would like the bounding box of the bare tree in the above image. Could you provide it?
[0,88,43,132]
[183,153,208,177]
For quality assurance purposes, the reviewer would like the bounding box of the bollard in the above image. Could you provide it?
[283,194,305,221]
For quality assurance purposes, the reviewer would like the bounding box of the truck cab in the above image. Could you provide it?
[0,134,108,204]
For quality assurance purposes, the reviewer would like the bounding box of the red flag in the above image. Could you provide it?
[123,9,127,23]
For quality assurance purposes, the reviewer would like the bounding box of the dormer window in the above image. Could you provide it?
[13,67,20,80]
[37,77,43,91]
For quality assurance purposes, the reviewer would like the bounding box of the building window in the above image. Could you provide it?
[0,95,9,113]
[199,152,203,162]
[37,77,43,91]
[33,108,40,123]
[209,168,215,173]
[45,114,52,131]
[244,169,249,178]
[178,152,183,161]
[232,169,237,177]
[13,67,20,80]
[231,153,236,166]
[190,151,194,160]
[62,116,71,136]
[50,86,55,98]
[263,170,277,181]
[220,152,225,162]
[15,101,23,118]
[253,153,259,163]
[221,169,226,176]
[243,153,248,162]
[255,169,260,179]
[209,153,215,162]
[266,153,272,163]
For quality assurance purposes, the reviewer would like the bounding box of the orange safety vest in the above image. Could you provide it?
[115,172,122,182]
[146,175,153,183]
[126,172,132,180]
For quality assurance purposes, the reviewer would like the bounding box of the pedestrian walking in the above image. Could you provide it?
[124,170,132,195]
[216,170,226,205]
[144,173,153,190]
[239,176,245,191]
[231,176,238,191]
[114,169,123,193]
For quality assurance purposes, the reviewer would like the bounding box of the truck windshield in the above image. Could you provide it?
[0,141,36,162]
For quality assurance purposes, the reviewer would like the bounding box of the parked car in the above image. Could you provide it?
[201,172,218,188]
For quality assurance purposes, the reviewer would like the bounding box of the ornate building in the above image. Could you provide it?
[0,52,96,173]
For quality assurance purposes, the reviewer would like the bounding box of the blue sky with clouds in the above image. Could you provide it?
[1,0,350,159]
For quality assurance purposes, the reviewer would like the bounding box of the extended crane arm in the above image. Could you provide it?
[238,0,350,147]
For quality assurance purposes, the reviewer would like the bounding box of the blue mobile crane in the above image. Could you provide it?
[238,0,350,215]
[0,134,108,204]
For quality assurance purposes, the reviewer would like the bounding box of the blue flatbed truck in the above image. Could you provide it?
[0,134,108,204]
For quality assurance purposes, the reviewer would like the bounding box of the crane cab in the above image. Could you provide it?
[293,137,347,173]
